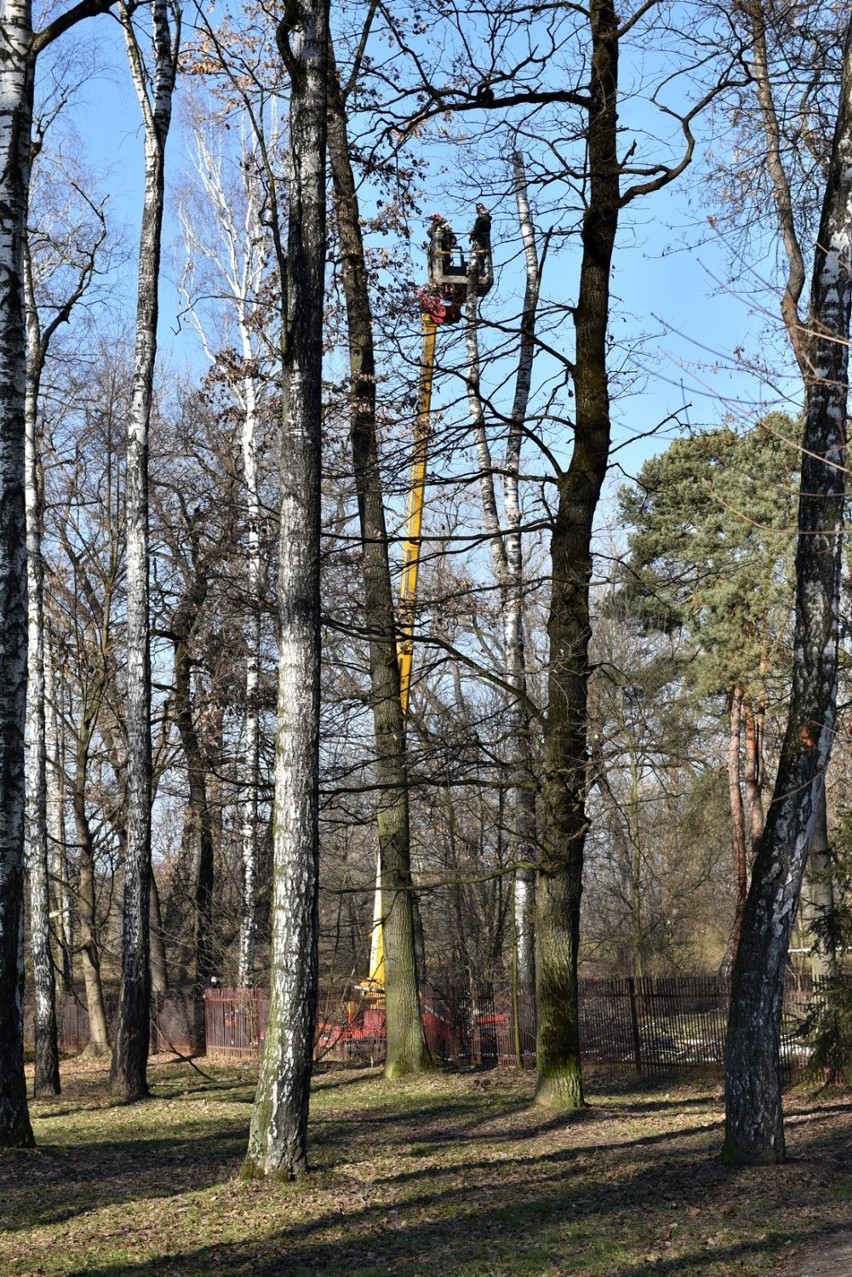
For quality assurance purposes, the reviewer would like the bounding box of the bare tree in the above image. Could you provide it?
[111,0,180,1101]
[176,115,278,988]
[244,0,329,1178]
[23,197,103,1096]
[326,32,431,1077]
[724,8,852,1165]
[369,0,734,1107]
[0,0,117,1150]
[464,153,542,997]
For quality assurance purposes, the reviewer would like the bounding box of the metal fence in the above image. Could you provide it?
[26,989,205,1056]
[578,977,814,1078]
[208,977,818,1076]
[33,976,825,1077]
[204,987,268,1059]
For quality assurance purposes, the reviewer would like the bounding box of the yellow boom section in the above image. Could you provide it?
[365,311,437,992]
[397,311,438,717]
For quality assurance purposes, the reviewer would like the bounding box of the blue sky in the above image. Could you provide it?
[38,3,802,503]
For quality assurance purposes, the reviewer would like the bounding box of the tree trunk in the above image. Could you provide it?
[723,15,852,1166]
[23,126,103,1089]
[72,734,111,1054]
[171,556,215,990]
[149,873,168,995]
[23,243,59,1096]
[506,159,540,995]
[801,789,834,981]
[238,343,262,989]
[111,0,177,1101]
[326,41,430,1077]
[722,686,748,974]
[0,3,36,1146]
[45,639,73,993]
[0,0,116,1139]
[743,694,765,853]
[244,0,328,1178]
[535,0,619,1108]
[464,152,541,996]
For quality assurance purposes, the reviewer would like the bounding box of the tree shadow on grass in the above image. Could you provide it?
[56,1145,843,1277]
[12,1068,851,1277]
[21,1087,841,1275]
[0,1126,244,1233]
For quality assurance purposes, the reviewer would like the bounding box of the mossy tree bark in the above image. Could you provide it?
[534,0,620,1109]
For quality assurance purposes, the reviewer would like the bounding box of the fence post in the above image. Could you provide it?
[628,977,643,1075]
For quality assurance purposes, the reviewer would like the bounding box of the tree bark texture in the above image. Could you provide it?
[112,0,177,1101]
[171,550,215,989]
[23,245,59,1096]
[244,0,328,1178]
[327,44,430,1077]
[0,1,36,1144]
[0,0,117,1137]
[238,379,262,986]
[44,635,73,992]
[535,0,619,1108]
[722,686,748,974]
[149,874,168,995]
[801,790,834,980]
[72,729,111,1054]
[723,14,852,1166]
[508,155,540,996]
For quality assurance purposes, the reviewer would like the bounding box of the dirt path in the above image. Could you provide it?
[796,1232,852,1276]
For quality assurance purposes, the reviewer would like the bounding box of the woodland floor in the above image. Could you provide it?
[0,1056,850,1276]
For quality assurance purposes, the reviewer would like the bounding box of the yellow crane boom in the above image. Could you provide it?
[364,210,492,994]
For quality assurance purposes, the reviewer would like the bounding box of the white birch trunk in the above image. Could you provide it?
[178,127,269,989]
[0,0,117,1139]
[464,154,541,995]
[245,0,328,1178]
[23,241,59,1095]
[44,632,72,991]
[0,0,36,1147]
[112,0,178,1100]
[239,367,261,987]
[801,792,834,980]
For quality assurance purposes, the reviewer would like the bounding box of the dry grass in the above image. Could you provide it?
[0,1055,849,1275]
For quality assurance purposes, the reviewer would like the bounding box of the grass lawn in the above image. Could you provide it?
[0,1055,849,1276]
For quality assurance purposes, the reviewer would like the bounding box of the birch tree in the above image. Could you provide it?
[22,240,59,1097]
[44,631,72,992]
[244,0,328,1178]
[177,118,278,988]
[723,7,852,1165]
[111,0,179,1101]
[54,410,122,1055]
[23,178,104,1095]
[0,0,117,1150]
